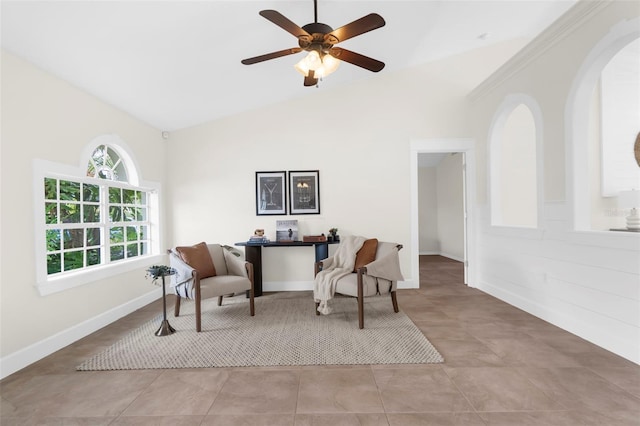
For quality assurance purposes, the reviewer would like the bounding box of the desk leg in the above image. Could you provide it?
[314,243,329,263]
[244,245,263,297]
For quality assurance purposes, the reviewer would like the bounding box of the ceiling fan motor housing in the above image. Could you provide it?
[299,22,336,51]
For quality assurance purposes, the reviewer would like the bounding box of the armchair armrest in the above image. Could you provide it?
[314,255,337,277]
[360,244,404,281]
[168,250,197,286]
[224,249,251,278]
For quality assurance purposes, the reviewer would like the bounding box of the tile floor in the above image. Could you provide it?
[1,256,639,425]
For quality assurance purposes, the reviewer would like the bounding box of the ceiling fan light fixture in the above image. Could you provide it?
[294,51,340,79]
[294,50,321,76]
[319,53,340,77]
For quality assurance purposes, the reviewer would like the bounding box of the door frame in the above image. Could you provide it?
[410,138,477,287]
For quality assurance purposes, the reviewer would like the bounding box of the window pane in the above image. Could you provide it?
[134,191,144,205]
[136,207,146,221]
[64,251,83,271]
[46,229,61,251]
[106,146,120,164]
[87,248,101,266]
[83,204,100,223]
[110,226,124,243]
[123,189,136,204]
[83,183,100,202]
[140,225,148,240]
[110,245,124,261]
[86,227,101,247]
[127,243,138,257]
[122,206,135,222]
[109,206,122,222]
[109,187,121,203]
[126,226,138,241]
[140,242,148,255]
[114,162,127,182]
[44,178,57,200]
[60,180,80,201]
[63,229,84,249]
[47,254,61,274]
[60,203,80,223]
[45,202,58,224]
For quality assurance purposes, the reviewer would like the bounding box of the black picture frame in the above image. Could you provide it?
[256,171,287,215]
[289,170,320,215]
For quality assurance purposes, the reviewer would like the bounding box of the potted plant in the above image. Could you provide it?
[329,228,339,242]
[145,265,175,284]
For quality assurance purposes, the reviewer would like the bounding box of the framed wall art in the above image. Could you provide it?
[288,170,320,215]
[256,171,286,215]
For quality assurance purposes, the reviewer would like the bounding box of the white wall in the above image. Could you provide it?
[0,51,167,376]
[469,1,640,363]
[500,105,538,227]
[418,167,439,254]
[437,153,465,261]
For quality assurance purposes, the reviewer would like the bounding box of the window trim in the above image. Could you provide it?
[33,135,162,296]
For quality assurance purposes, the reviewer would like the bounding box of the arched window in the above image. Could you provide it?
[34,134,160,295]
[87,145,128,182]
[489,95,543,228]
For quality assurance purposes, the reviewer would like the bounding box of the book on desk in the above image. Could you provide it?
[276,219,298,242]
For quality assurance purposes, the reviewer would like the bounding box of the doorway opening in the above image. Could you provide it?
[410,139,476,288]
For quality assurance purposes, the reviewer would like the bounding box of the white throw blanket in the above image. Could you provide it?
[169,251,196,298]
[314,235,366,315]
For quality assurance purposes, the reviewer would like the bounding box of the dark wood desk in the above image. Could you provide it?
[235,241,338,297]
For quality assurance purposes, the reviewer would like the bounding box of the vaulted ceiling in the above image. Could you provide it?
[1,0,577,131]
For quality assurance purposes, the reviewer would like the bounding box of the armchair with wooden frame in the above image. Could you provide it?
[168,242,255,332]
[314,239,403,329]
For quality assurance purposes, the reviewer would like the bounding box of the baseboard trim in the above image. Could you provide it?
[478,280,639,365]
[0,288,161,380]
[419,251,464,263]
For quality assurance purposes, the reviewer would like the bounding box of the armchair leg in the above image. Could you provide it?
[196,296,202,332]
[217,295,223,306]
[174,295,181,317]
[249,287,255,316]
[391,291,399,313]
[358,295,364,329]
[315,301,320,316]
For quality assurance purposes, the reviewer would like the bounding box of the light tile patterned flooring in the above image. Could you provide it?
[1,256,639,425]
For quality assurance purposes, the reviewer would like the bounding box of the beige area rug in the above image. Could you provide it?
[76,293,443,370]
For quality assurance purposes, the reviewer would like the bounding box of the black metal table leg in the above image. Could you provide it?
[155,274,176,336]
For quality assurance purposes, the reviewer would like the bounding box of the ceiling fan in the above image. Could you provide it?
[241,0,386,87]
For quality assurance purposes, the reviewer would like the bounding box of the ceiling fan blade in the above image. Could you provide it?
[241,48,302,65]
[325,13,385,44]
[259,10,312,42]
[304,70,318,87]
[329,48,385,72]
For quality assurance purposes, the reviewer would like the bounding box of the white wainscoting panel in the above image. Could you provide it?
[476,203,640,364]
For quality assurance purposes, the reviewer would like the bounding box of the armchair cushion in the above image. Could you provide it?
[176,241,217,279]
[354,238,378,272]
